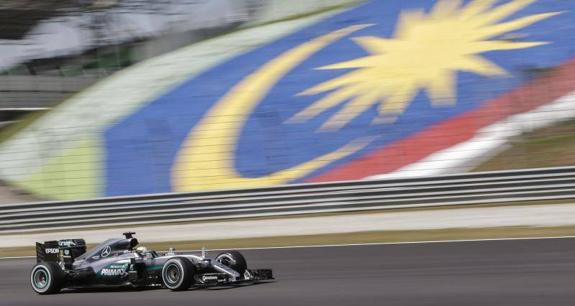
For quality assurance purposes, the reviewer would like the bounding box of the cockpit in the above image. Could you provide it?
[135,246,159,259]
[76,233,139,263]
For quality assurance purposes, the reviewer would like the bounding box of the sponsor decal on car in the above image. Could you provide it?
[202,275,219,281]
[58,240,77,247]
[108,263,129,269]
[45,248,59,254]
[99,263,129,277]
[100,269,126,276]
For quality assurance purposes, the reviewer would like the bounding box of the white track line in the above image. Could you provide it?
[0,256,35,260]
[3,235,575,260]
[183,235,575,253]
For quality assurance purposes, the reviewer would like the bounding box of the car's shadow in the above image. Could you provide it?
[60,280,275,294]
[199,280,275,291]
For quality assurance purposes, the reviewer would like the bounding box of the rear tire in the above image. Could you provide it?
[215,251,247,275]
[162,257,195,291]
[30,262,65,294]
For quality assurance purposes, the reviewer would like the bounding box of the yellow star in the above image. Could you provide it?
[289,0,561,130]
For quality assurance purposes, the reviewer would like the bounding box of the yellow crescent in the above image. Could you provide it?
[173,24,373,192]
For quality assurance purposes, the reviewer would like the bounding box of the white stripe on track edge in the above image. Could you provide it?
[3,235,575,260]
[0,256,35,260]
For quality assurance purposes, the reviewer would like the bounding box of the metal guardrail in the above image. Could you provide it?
[1,166,574,234]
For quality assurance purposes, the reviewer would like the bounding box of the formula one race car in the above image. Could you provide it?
[30,232,273,294]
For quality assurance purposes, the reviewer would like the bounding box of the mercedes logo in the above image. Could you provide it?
[101,246,112,257]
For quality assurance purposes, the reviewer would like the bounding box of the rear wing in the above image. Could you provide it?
[35,241,60,263]
[36,239,87,269]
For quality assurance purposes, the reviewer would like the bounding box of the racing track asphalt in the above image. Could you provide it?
[2,238,575,306]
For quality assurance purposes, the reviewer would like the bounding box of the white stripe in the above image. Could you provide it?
[0,256,35,260]
[371,90,575,179]
[3,235,575,260]
[184,235,575,253]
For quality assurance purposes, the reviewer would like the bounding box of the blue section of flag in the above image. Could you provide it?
[105,0,575,196]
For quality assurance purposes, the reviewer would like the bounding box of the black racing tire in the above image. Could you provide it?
[161,257,195,291]
[215,251,247,275]
[30,262,65,295]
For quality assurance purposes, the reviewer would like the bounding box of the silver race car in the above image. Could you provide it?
[31,232,273,294]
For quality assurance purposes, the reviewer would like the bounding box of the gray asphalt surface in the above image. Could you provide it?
[2,238,575,306]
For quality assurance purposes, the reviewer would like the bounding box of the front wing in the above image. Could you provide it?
[196,269,274,286]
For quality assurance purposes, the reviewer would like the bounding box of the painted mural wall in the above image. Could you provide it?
[1,0,574,200]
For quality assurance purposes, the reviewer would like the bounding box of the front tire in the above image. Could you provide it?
[215,251,247,275]
[30,262,65,294]
[161,257,195,291]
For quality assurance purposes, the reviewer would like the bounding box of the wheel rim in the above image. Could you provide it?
[164,264,181,285]
[33,268,49,290]
[216,254,235,267]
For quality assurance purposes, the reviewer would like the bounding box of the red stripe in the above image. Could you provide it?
[307,59,575,182]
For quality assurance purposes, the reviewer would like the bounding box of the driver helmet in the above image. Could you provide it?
[136,246,148,253]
